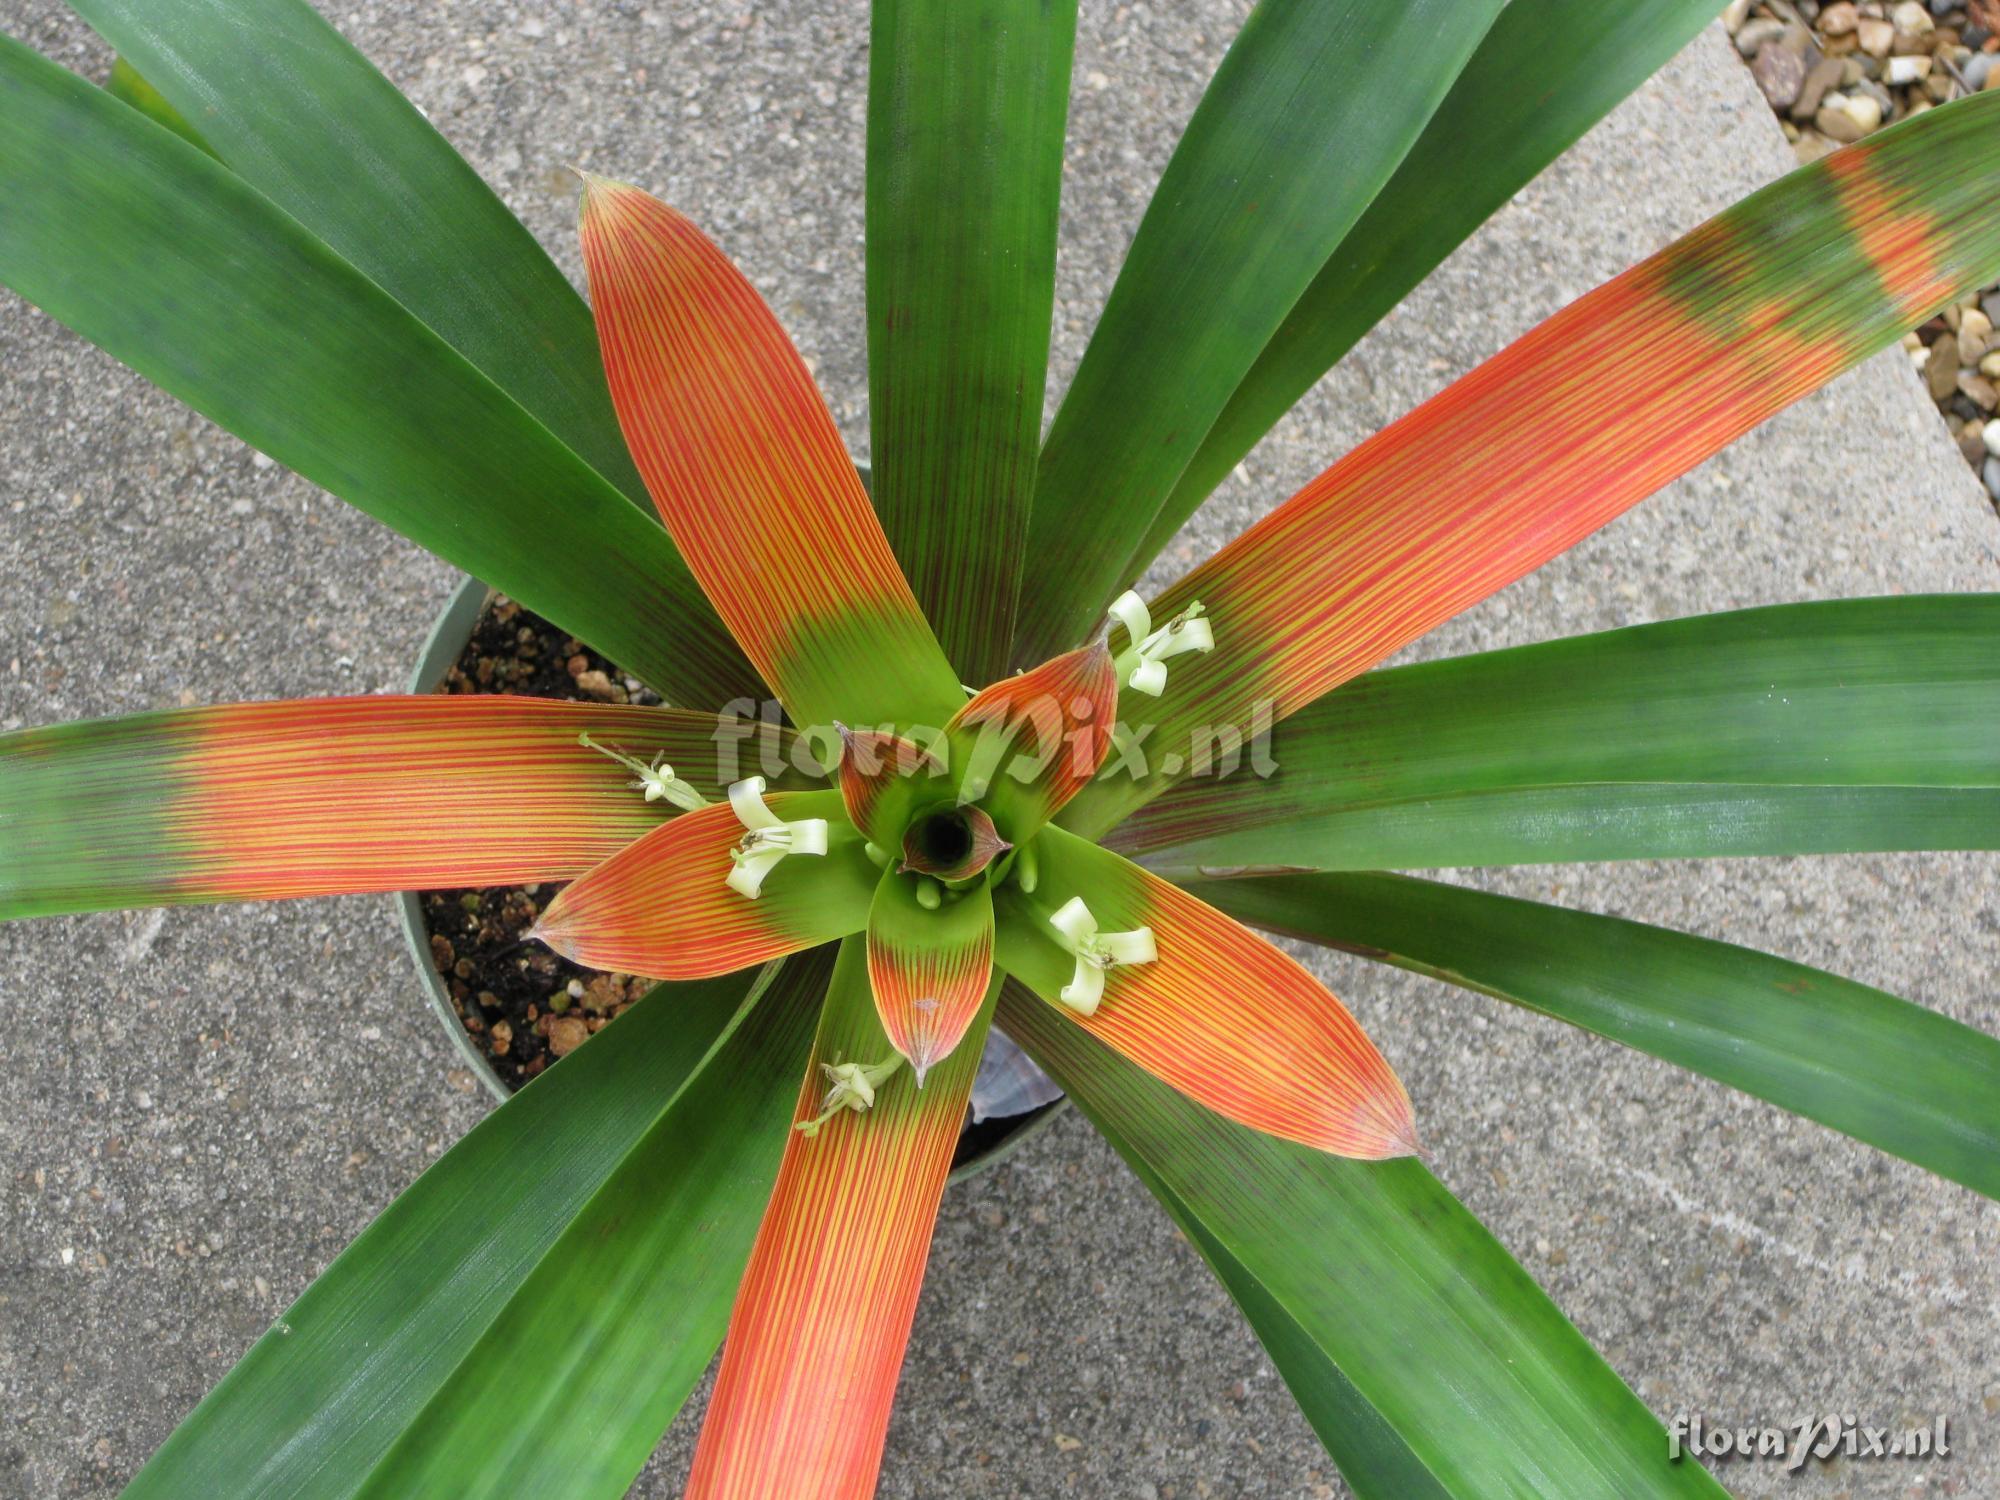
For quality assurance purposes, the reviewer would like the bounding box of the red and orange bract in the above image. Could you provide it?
[1061,108,2000,834]
[945,640,1116,841]
[578,177,964,732]
[532,791,875,977]
[866,875,995,1080]
[995,828,1416,1158]
[685,939,994,1499]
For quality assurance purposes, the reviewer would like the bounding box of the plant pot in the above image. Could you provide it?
[392,572,1066,1182]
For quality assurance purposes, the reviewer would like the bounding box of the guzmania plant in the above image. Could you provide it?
[3,1,1999,1496]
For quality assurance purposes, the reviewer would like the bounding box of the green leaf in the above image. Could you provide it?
[103,55,214,155]
[0,35,754,709]
[1001,985,1726,1499]
[1134,1164,1449,1499]
[866,0,1075,684]
[1157,0,1724,533]
[71,0,651,507]
[1012,0,1508,663]
[126,958,820,1497]
[1061,97,2000,839]
[1110,596,2000,871]
[353,951,828,1498]
[1193,871,2000,1200]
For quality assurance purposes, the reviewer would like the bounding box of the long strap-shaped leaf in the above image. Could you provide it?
[350,949,829,1500]
[1012,0,1509,664]
[1112,596,2000,872]
[579,178,965,731]
[0,696,815,920]
[1152,0,1724,543]
[124,962,788,1498]
[70,0,651,508]
[686,938,995,1499]
[1001,987,1727,1499]
[1194,871,2000,1200]
[1135,1153,1449,1498]
[0,36,753,708]
[1064,94,2000,836]
[866,0,1075,684]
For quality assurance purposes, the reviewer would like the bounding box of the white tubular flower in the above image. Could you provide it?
[796,1053,906,1136]
[821,1060,877,1111]
[1108,590,1214,697]
[725,776,828,898]
[1046,894,1158,1016]
[577,732,708,811]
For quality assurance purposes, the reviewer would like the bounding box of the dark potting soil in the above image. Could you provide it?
[417,593,661,1091]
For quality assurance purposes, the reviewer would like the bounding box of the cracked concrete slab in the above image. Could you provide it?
[1,7,1995,1498]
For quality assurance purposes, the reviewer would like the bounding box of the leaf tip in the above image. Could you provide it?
[524,908,578,964]
[1353,1083,1422,1162]
[574,168,663,236]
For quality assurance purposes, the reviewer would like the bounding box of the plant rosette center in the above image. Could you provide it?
[679,600,1216,1109]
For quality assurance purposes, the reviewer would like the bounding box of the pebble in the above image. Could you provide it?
[1982,350,2000,379]
[1960,421,1990,466]
[1852,76,1895,113]
[1820,1,1860,35]
[1889,1,1934,33]
[1986,422,2000,459]
[1959,370,1999,411]
[572,668,627,702]
[1928,332,1961,400]
[1817,90,1883,139]
[1754,41,1810,107]
[1984,456,2000,503]
[1886,54,1933,84]
[1855,15,1896,54]
[1793,56,1847,118]
[546,1016,589,1056]
[1736,17,1790,55]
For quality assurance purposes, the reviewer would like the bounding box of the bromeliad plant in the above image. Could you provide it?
[4,0,2000,1496]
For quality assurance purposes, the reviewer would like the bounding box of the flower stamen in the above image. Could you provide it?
[577,731,708,811]
[1046,894,1157,1015]
[1108,590,1214,697]
[725,775,828,898]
